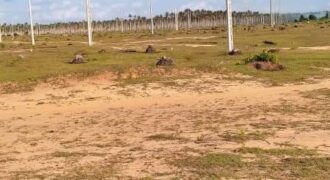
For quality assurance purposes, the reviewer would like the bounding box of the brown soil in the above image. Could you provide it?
[0,73,329,179]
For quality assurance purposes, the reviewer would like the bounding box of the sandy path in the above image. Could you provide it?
[0,75,329,179]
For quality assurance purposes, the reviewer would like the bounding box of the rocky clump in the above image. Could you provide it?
[146,45,156,53]
[70,55,85,64]
[156,56,174,66]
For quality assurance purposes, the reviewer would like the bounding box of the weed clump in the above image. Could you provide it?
[244,52,284,71]
[245,51,278,64]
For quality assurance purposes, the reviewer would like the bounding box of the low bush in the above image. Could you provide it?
[244,52,278,64]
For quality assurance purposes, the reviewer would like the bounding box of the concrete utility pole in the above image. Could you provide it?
[28,0,35,46]
[187,12,191,29]
[270,0,275,27]
[85,0,93,46]
[175,8,179,31]
[121,19,124,33]
[226,0,234,53]
[149,0,154,34]
[0,24,2,43]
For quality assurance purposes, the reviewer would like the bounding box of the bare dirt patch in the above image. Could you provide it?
[0,73,329,179]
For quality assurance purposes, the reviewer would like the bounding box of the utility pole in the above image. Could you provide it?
[187,11,191,29]
[121,19,124,33]
[28,0,35,46]
[175,8,179,31]
[85,0,93,46]
[149,0,154,34]
[226,0,234,53]
[0,24,2,43]
[270,0,275,27]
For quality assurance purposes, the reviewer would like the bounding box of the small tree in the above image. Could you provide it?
[299,15,308,22]
[320,12,329,20]
[308,14,317,21]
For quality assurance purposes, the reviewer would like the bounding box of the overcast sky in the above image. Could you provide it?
[0,0,329,24]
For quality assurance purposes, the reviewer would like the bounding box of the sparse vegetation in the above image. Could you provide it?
[302,88,330,100]
[236,147,317,157]
[146,134,187,141]
[221,130,274,143]
[175,153,245,178]
[55,164,116,180]
[174,148,330,179]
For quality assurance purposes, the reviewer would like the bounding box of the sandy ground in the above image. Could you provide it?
[0,73,329,179]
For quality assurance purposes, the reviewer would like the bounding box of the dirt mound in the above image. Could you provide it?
[263,40,277,45]
[70,55,85,64]
[146,45,156,53]
[252,61,284,71]
[156,56,174,66]
[229,49,242,56]
[279,26,286,31]
[98,49,106,54]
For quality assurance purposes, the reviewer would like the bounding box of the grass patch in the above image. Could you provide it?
[146,134,187,141]
[52,151,105,158]
[174,147,329,179]
[0,81,36,94]
[237,147,317,157]
[175,153,244,179]
[221,130,274,143]
[280,157,330,179]
[55,163,116,180]
[0,22,330,88]
[302,88,330,100]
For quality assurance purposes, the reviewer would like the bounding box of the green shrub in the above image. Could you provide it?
[244,52,278,64]
[0,43,5,49]
[309,14,318,21]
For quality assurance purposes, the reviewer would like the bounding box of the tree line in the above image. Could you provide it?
[0,9,296,36]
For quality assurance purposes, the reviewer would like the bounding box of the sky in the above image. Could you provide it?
[0,0,329,24]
